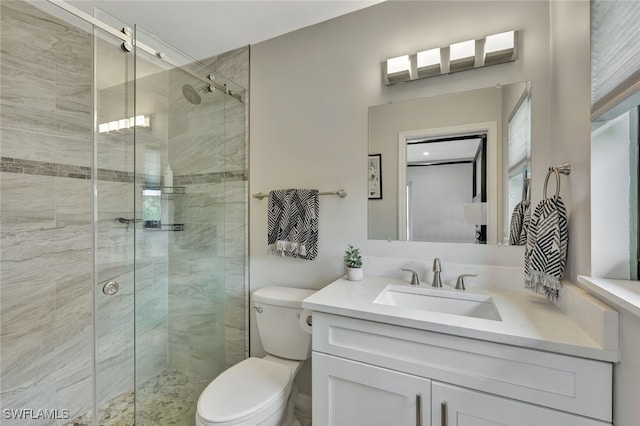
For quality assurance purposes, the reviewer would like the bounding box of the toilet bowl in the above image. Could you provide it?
[196,356,302,426]
[196,286,316,426]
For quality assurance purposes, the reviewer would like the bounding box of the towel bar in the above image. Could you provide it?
[252,189,347,200]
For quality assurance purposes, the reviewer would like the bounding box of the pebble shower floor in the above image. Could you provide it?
[67,370,312,425]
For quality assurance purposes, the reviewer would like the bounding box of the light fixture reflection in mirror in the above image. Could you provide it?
[368,81,532,245]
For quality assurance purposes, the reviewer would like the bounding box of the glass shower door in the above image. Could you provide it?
[92,14,246,425]
[93,9,137,425]
[132,26,246,423]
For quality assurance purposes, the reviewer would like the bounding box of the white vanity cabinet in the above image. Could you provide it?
[312,312,613,426]
[314,353,430,426]
[432,382,609,426]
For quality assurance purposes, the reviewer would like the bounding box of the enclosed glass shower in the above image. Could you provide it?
[0,1,247,425]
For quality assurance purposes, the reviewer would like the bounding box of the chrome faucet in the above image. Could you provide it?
[455,274,477,290]
[400,267,420,286]
[432,258,442,288]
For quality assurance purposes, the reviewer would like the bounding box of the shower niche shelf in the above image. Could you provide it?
[143,222,185,232]
[141,185,186,232]
[143,185,186,195]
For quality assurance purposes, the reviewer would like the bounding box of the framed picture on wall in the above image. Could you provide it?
[368,154,382,199]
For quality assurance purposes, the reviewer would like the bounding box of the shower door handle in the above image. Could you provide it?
[102,281,120,296]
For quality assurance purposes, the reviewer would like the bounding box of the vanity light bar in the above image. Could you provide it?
[385,55,413,85]
[484,30,517,66]
[416,48,441,78]
[449,39,475,61]
[383,30,518,85]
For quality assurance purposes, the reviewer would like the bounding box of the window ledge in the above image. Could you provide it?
[577,275,640,318]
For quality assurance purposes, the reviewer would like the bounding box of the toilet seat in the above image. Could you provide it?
[196,357,294,426]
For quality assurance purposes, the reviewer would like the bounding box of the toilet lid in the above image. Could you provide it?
[198,357,293,424]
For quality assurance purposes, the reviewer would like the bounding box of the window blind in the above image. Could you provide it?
[508,94,531,173]
[591,0,640,119]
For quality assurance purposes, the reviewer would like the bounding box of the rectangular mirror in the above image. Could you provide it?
[368,81,531,245]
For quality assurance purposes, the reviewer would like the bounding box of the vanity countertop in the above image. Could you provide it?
[303,276,619,362]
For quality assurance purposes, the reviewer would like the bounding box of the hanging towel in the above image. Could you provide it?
[509,200,531,246]
[524,195,568,301]
[267,189,319,260]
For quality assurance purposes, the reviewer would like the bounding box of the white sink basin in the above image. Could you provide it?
[373,285,502,321]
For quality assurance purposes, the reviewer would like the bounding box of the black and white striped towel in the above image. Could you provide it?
[524,195,568,301]
[509,200,530,246]
[267,189,319,260]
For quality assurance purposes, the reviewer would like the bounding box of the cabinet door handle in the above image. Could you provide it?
[416,394,422,426]
[441,401,448,426]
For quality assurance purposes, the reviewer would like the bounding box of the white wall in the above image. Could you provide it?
[591,113,632,279]
[250,0,551,394]
[548,0,591,282]
[550,1,640,424]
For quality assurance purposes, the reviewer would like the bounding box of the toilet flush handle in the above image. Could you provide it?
[254,306,263,313]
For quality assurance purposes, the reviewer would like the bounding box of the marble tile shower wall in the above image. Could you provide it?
[201,46,250,368]
[93,63,171,411]
[0,1,94,423]
[166,57,248,380]
[1,1,249,424]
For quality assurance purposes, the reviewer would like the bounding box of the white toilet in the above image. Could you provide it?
[196,286,316,426]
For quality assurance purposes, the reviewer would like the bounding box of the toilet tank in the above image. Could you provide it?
[253,286,316,360]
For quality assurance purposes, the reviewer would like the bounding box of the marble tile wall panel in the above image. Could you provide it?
[168,120,226,176]
[135,282,169,384]
[201,46,250,176]
[96,132,135,176]
[1,2,248,421]
[96,181,135,267]
[95,266,134,405]
[167,68,227,176]
[201,47,250,93]
[0,0,92,168]
[92,52,171,404]
[169,45,248,378]
[224,101,246,173]
[1,173,93,424]
[1,5,95,417]
[167,181,227,377]
[94,182,170,403]
[201,46,250,368]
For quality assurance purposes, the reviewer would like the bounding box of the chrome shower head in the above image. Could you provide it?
[182,84,202,105]
[181,84,215,105]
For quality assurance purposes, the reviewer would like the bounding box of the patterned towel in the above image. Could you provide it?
[524,195,568,301]
[267,189,319,260]
[509,200,530,246]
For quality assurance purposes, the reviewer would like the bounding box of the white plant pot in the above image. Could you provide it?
[346,267,363,281]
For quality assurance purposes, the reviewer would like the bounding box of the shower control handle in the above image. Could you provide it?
[102,281,120,296]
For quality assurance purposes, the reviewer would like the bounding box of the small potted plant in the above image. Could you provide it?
[344,244,363,281]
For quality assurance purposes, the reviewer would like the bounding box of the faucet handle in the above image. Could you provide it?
[433,257,441,272]
[455,274,477,290]
[400,266,420,286]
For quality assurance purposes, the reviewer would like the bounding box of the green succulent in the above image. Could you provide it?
[344,244,363,268]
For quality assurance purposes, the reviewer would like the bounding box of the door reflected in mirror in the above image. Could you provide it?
[368,81,531,245]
